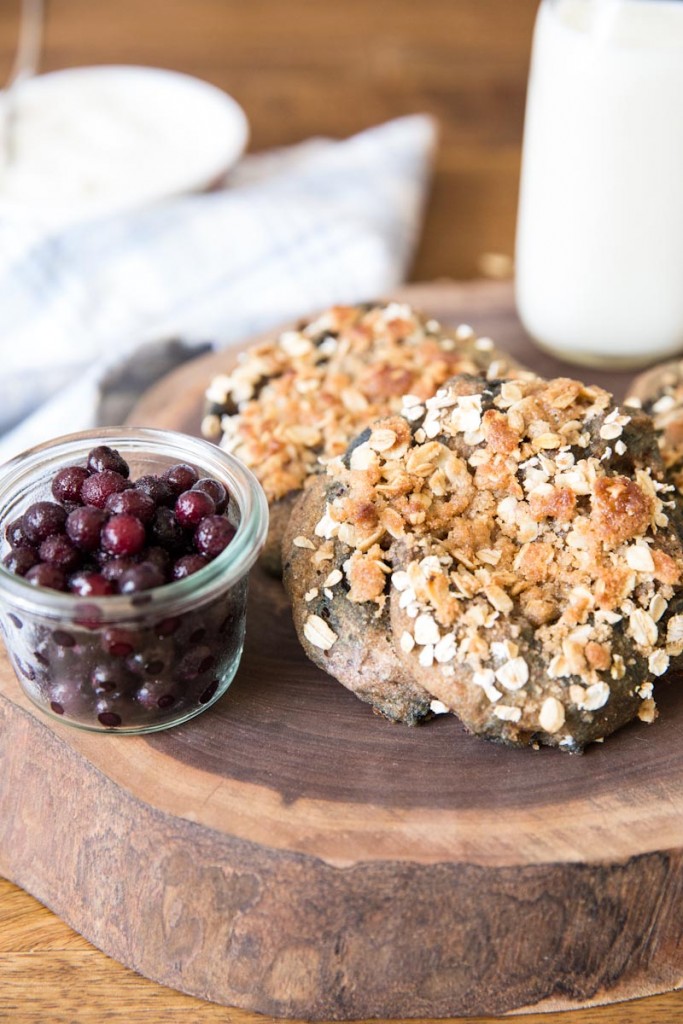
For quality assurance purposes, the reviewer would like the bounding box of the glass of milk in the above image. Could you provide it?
[515,0,683,368]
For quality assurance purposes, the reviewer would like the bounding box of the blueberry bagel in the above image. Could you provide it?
[290,374,683,750]
[203,302,527,574]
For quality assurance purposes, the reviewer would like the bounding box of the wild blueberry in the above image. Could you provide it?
[194,516,236,559]
[22,502,67,544]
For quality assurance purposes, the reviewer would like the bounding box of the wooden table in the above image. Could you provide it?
[2,879,683,1022]
[0,1,680,1015]
[2,281,683,1022]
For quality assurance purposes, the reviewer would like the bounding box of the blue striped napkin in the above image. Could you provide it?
[0,114,436,463]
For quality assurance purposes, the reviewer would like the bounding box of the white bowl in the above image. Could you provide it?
[0,64,249,228]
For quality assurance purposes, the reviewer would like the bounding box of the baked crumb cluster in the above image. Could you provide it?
[202,303,522,504]
[301,375,683,748]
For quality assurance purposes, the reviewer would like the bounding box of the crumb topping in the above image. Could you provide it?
[202,303,527,503]
[303,614,338,651]
[301,374,683,745]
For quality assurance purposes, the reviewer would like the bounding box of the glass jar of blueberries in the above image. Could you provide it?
[0,428,268,733]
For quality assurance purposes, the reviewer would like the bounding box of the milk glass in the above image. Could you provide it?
[516,0,683,368]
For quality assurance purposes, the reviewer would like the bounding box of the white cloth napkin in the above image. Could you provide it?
[0,114,436,464]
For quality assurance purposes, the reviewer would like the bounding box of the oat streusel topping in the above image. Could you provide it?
[304,374,683,749]
[201,303,527,504]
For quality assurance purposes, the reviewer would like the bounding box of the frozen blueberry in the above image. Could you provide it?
[96,705,123,728]
[101,514,146,558]
[105,489,156,523]
[199,680,219,704]
[52,629,76,647]
[172,554,208,580]
[102,628,138,657]
[81,470,129,508]
[3,547,39,576]
[150,507,184,551]
[48,681,88,717]
[69,571,114,597]
[179,645,215,680]
[119,562,165,594]
[73,602,104,630]
[66,506,107,551]
[5,517,34,549]
[192,477,228,514]
[22,502,67,544]
[155,616,181,637]
[194,516,236,559]
[39,534,81,572]
[140,546,171,580]
[135,474,173,507]
[136,679,177,711]
[101,557,138,584]
[127,647,167,677]
[51,465,90,506]
[164,463,199,496]
[16,658,36,681]
[87,445,130,478]
[91,662,131,695]
[25,563,67,591]
[175,490,215,528]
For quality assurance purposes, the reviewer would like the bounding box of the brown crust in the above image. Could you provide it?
[259,493,298,577]
[281,477,431,725]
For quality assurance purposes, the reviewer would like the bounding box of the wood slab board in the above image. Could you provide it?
[1,281,682,1021]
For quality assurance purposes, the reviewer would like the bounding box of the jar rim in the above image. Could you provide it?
[0,427,269,622]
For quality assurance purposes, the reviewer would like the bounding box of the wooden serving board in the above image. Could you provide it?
[1,281,683,1021]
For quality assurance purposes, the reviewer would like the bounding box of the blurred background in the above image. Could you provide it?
[0,0,538,280]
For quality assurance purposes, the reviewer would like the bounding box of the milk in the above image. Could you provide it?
[515,0,683,367]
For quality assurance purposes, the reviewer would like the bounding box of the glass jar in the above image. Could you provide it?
[0,428,268,733]
[516,0,683,368]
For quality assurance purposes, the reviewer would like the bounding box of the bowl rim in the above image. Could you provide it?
[0,63,250,223]
[0,426,269,622]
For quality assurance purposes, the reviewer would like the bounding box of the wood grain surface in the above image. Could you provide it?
[1,282,683,1022]
[0,0,536,281]
[1,883,682,1024]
